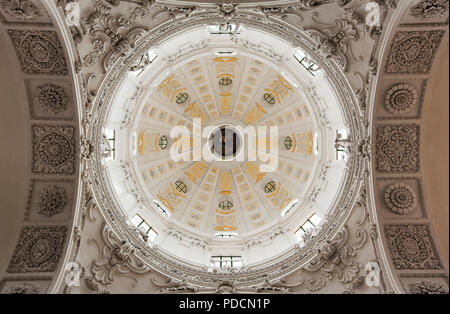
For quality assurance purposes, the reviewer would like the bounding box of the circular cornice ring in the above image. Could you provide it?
[86,10,366,288]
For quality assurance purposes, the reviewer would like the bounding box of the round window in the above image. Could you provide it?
[175,180,187,193]
[175,92,188,104]
[263,92,276,105]
[219,200,233,211]
[158,135,168,149]
[284,136,293,150]
[219,76,233,86]
[264,181,277,193]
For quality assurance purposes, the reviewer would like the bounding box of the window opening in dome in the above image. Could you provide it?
[175,92,188,104]
[217,51,234,55]
[294,213,321,242]
[215,232,239,239]
[335,129,350,161]
[153,200,171,217]
[219,76,233,86]
[209,24,242,35]
[211,256,243,268]
[294,49,320,75]
[158,135,168,150]
[147,49,158,63]
[130,214,158,242]
[281,199,299,217]
[219,200,233,211]
[314,132,319,156]
[131,49,158,76]
[175,180,188,193]
[263,92,276,105]
[284,136,293,150]
[104,129,116,161]
[264,181,277,193]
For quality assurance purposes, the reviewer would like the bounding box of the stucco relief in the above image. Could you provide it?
[7,30,68,75]
[384,224,443,270]
[4,282,39,294]
[384,83,417,114]
[36,83,69,115]
[26,79,74,120]
[32,124,75,175]
[0,277,53,294]
[0,0,52,25]
[7,226,67,273]
[376,124,420,173]
[1,0,40,20]
[385,30,445,74]
[36,184,68,217]
[83,224,150,293]
[0,0,79,296]
[411,0,449,20]
[383,182,417,215]
[408,280,449,294]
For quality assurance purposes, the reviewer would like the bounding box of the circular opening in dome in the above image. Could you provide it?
[263,92,276,105]
[264,181,277,193]
[219,76,233,86]
[209,125,242,160]
[175,92,188,104]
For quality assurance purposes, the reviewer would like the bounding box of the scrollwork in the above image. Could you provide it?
[84,224,150,292]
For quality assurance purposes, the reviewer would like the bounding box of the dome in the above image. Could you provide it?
[101,25,349,267]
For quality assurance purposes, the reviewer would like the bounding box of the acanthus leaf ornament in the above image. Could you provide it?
[57,0,83,44]
[2,0,41,20]
[217,3,238,21]
[251,278,304,293]
[307,17,360,72]
[151,277,199,293]
[411,0,449,20]
[358,136,371,159]
[85,224,150,291]
[302,226,367,293]
[82,1,149,72]
[296,0,351,9]
[37,184,68,217]
[409,280,449,294]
